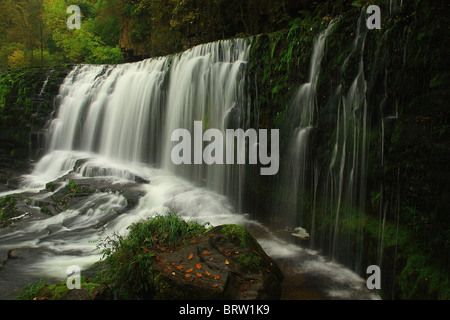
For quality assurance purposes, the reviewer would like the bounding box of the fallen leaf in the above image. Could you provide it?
[206,270,211,276]
[209,257,214,262]
[186,268,194,273]
[177,265,183,271]
[214,275,220,280]
[167,266,172,270]
[188,253,194,260]
[212,284,219,288]
[224,249,235,256]
[225,259,230,265]
[202,250,211,255]
[185,274,192,278]
[196,263,202,269]
[196,273,202,278]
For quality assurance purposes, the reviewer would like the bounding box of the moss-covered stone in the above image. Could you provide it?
[0,195,20,227]
[94,215,283,300]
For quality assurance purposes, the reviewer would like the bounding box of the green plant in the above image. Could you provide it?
[15,280,50,300]
[65,179,81,193]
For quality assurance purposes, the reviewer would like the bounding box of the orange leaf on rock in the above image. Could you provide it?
[196,273,202,278]
[225,260,230,265]
[212,284,219,288]
[185,274,192,278]
[205,270,211,276]
[186,268,194,273]
[196,264,201,269]
[177,265,183,270]
[202,250,211,255]
[188,253,194,260]
[214,275,220,280]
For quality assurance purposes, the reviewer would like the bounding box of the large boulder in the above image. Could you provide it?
[149,224,284,300]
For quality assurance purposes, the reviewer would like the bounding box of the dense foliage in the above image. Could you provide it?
[0,0,320,66]
[0,0,123,67]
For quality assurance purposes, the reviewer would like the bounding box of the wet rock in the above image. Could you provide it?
[150,225,284,300]
[7,249,18,259]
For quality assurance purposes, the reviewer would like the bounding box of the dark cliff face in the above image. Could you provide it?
[118,0,317,61]
[246,0,449,299]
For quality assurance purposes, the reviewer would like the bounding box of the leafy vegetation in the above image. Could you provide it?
[0,0,123,68]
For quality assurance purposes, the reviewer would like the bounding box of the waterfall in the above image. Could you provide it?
[0,32,381,300]
[275,8,372,273]
[309,9,369,272]
[277,22,335,231]
[25,39,252,211]
[161,40,251,210]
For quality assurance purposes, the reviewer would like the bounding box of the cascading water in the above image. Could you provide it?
[278,22,335,231]
[277,8,375,274]
[33,39,251,210]
[0,36,378,299]
[324,9,369,270]
[161,40,251,210]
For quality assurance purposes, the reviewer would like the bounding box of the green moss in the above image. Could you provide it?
[65,179,81,193]
[398,253,450,300]
[0,67,69,165]
[15,279,50,300]
[0,195,18,226]
[219,224,253,249]
[40,206,52,216]
[15,277,106,300]
[237,252,262,271]
[45,182,56,192]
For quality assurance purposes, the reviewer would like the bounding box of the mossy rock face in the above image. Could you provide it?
[0,195,21,227]
[150,224,284,300]
[0,67,70,168]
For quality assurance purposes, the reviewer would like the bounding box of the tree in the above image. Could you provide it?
[42,0,123,64]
